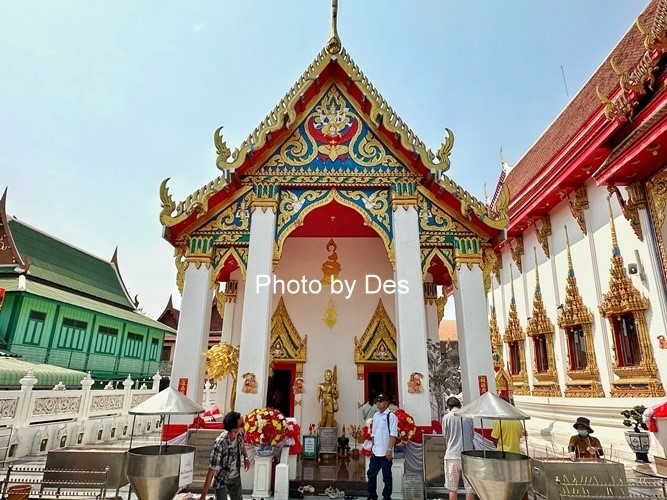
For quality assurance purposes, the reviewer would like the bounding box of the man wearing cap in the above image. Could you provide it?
[441,396,475,500]
[568,417,604,460]
[366,393,398,500]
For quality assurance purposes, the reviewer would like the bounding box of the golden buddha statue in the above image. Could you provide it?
[317,366,339,428]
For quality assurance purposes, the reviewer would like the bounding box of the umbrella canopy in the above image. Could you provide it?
[459,392,531,420]
[129,387,204,415]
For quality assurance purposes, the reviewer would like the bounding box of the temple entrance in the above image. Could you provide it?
[365,367,398,406]
[267,365,293,417]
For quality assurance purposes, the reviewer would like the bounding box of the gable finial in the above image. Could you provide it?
[326,0,341,54]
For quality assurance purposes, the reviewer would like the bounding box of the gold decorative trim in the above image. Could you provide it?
[481,246,498,294]
[504,266,529,394]
[599,199,663,397]
[210,247,248,287]
[174,246,187,295]
[354,299,397,380]
[436,294,447,323]
[558,227,604,397]
[534,216,552,258]
[608,185,644,241]
[568,186,589,236]
[647,170,667,284]
[270,297,308,376]
[510,236,524,274]
[423,282,438,304]
[323,298,338,329]
[489,285,504,372]
[421,247,458,289]
[526,249,561,397]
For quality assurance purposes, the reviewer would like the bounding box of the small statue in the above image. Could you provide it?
[317,366,339,428]
[337,425,350,458]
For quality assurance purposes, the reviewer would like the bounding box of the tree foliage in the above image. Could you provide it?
[427,338,462,418]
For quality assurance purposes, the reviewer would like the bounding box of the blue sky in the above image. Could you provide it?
[1,1,648,319]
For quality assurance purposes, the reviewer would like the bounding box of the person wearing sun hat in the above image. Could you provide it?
[568,416,604,460]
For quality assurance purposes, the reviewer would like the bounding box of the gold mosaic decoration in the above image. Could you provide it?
[421,247,458,289]
[568,186,589,236]
[608,185,644,241]
[558,227,604,398]
[534,216,552,259]
[354,299,397,380]
[510,236,524,274]
[323,298,338,329]
[596,5,667,121]
[209,247,248,287]
[270,297,308,376]
[526,249,561,397]
[599,199,663,397]
[489,285,504,373]
[504,266,529,395]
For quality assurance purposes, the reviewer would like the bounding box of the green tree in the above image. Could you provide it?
[427,338,462,418]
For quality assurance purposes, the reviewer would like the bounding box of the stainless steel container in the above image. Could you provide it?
[530,457,626,499]
[126,445,196,500]
[462,450,532,500]
[45,447,128,491]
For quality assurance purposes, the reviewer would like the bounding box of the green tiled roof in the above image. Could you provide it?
[0,355,88,388]
[8,218,134,308]
[0,277,175,332]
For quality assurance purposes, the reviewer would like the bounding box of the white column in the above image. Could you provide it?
[215,287,237,411]
[235,206,276,415]
[170,261,214,404]
[454,263,496,404]
[424,282,440,344]
[392,205,431,425]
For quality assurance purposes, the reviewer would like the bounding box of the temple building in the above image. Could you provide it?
[0,189,174,386]
[491,0,667,461]
[159,3,509,429]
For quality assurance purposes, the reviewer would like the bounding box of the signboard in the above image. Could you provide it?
[178,450,195,487]
[186,429,221,485]
[302,435,317,459]
[422,434,448,496]
[478,375,489,395]
[403,473,424,500]
[178,378,188,396]
[318,427,337,454]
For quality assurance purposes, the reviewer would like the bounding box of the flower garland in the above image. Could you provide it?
[243,407,287,446]
[285,420,302,455]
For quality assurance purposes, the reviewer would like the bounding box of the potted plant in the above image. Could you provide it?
[621,405,650,463]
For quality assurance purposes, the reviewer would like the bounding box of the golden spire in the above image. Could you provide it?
[527,247,553,336]
[489,277,503,371]
[607,196,620,257]
[565,225,573,275]
[505,265,524,342]
[533,247,540,290]
[559,225,593,328]
[326,0,342,54]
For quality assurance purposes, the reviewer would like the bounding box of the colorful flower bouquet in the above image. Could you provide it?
[243,407,288,446]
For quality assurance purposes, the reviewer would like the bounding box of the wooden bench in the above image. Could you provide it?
[0,465,109,500]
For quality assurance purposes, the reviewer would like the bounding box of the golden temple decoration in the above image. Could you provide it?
[599,198,663,397]
[164,47,507,231]
[321,239,342,284]
[174,246,186,295]
[214,287,226,321]
[481,246,498,294]
[558,227,604,398]
[326,0,341,55]
[270,297,308,376]
[489,285,504,373]
[504,266,529,395]
[510,236,524,274]
[526,248,561,397]
[454,236,483,270]
[354,299,397,379]
[207,341,240,409]
[608,184,644,241]
[568,186,589,236]
[434,129,455,172]
[646,170,667,283]
[323,298,338,329]
[534,215,552,258]
[436,294,447,323]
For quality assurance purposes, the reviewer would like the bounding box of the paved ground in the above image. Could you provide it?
[4,435,666,500]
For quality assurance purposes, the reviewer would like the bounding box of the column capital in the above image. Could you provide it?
[252,183,279,212]
[185,236,215,267]
[454,236,483,269]
[391,181,418,210]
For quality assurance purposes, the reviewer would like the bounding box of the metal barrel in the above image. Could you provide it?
[462,450,532,500]
[126,445,196,500]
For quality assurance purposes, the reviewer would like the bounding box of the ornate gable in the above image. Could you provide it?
[270,297,307,375]
[353,299,397,379]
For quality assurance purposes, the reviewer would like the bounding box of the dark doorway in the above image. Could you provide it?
[267,367,293,417]
[365,368,398,406]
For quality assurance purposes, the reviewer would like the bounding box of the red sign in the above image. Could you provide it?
[478,375,489,395]
[0,288,4,312]
[177,378,188,396]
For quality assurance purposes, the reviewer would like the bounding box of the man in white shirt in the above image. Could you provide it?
[441,397,475,500]
[366,393,398,500]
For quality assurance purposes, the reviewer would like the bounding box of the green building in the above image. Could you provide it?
[0,190,175,386]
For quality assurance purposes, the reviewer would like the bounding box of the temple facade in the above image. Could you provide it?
[159,8,508,428]
[491,0,667,461]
